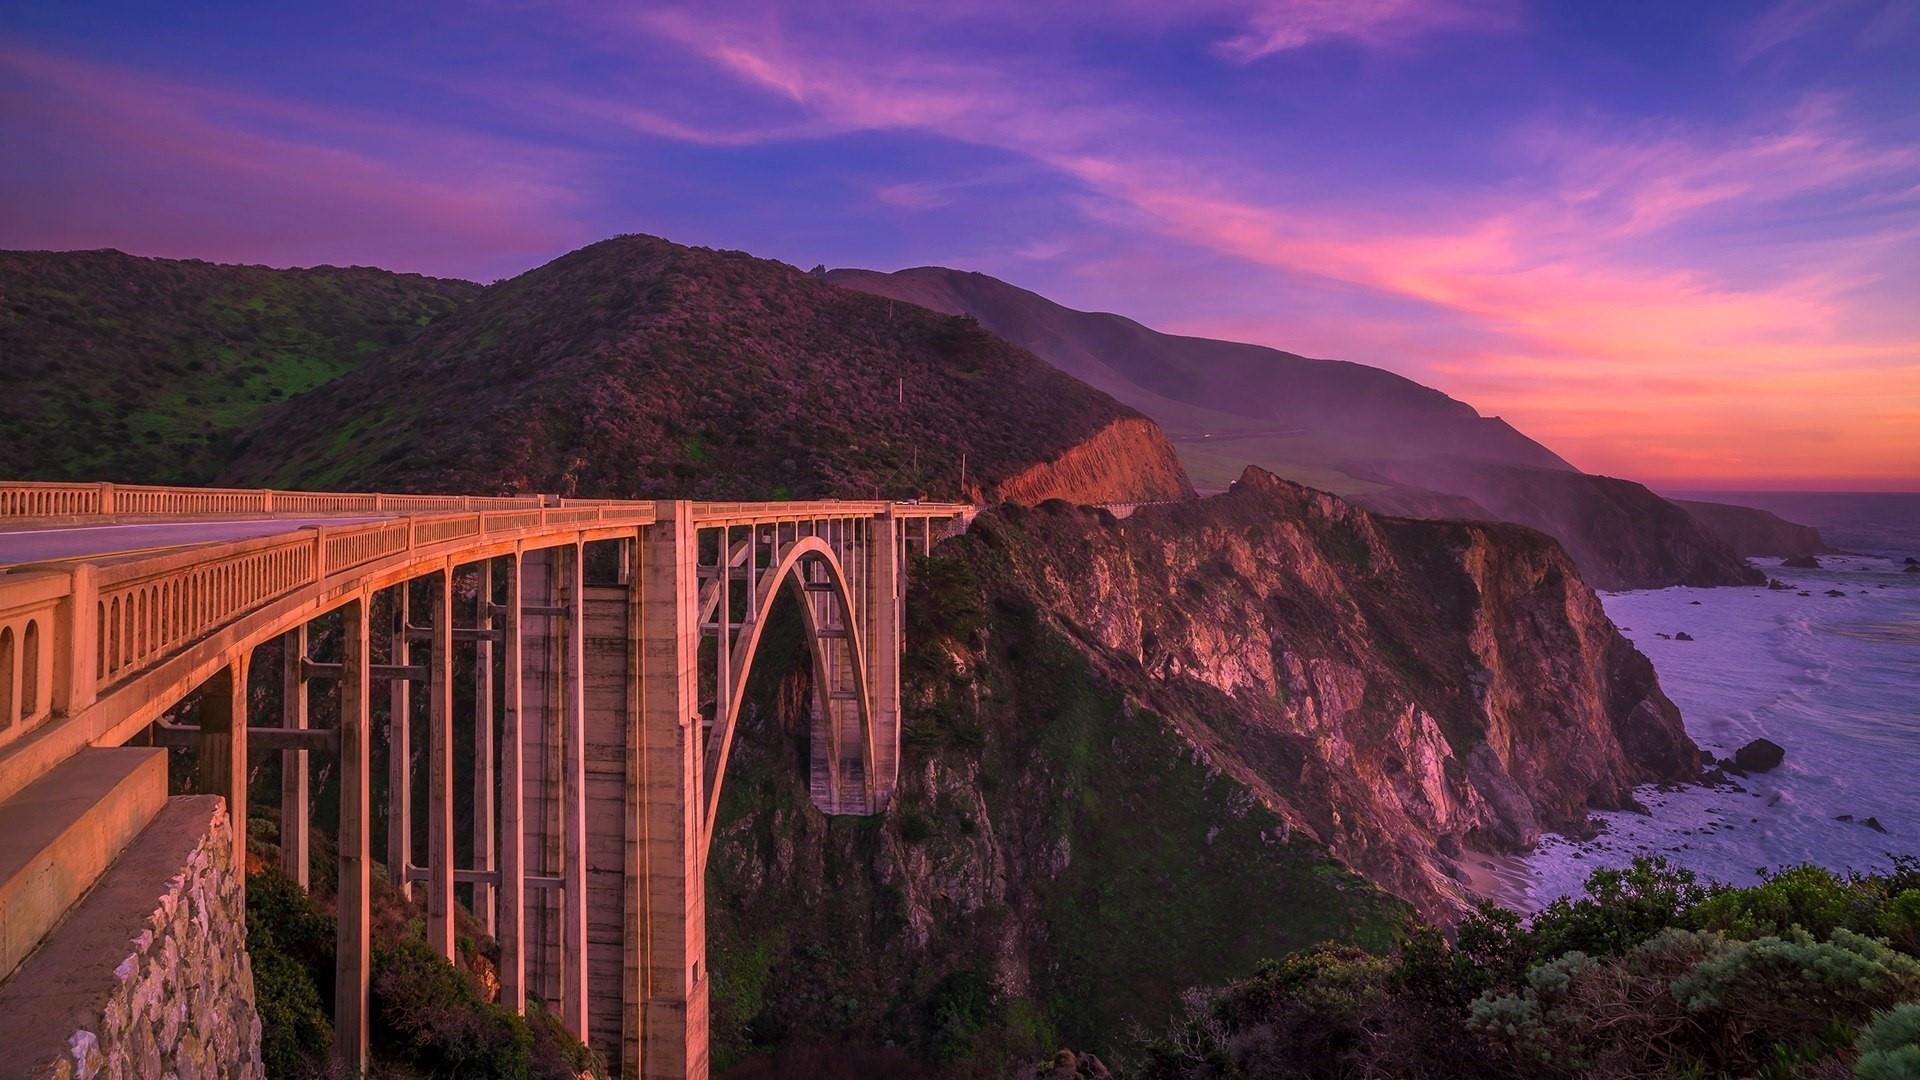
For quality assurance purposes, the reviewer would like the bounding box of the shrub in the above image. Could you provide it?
[246,869,336,1077]
[1696,864,1881,940]
[1856,1003,1920,1080]
[372,934,535,1078]
[1528,857,1710,959]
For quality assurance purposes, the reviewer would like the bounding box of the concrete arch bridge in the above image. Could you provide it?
[0,481,970,1078]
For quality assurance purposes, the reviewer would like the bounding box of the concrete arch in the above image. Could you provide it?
[700,535,873,854]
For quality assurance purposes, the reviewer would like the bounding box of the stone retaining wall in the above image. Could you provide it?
[1,796,263,1079]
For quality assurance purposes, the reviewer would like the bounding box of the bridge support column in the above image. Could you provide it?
[336,596,372,1073]
[635,502,708,1080]
[473,559,496,935]
[427,566,456,960]
[867,510,901,805]
[194,655,249,887]
[280,624,309,887]
[388,584,412,900]
[499,551,528,1012]
[562,544,590,1042]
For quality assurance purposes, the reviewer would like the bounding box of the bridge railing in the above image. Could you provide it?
[0,481,552,521]
[0,486,976,760]
[0,501,670,755]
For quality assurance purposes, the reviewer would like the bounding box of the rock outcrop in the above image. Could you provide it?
[989,416,1194,505]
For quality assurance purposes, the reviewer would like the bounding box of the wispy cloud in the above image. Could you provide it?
[1213,0,1516,60]
[611,5,1920,484]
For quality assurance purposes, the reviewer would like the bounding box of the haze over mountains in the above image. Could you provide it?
[827,266,1787,589]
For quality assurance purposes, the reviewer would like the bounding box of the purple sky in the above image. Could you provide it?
[3,1,1916,488]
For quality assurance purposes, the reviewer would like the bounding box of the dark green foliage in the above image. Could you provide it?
[1527,855,1711,959]
[1136,857,1920,1080]
[246,869,336,1078]
[371,934,535,1077]
[0,248,477,482]
[1856,1003,1920,1080]
[218,234,1157,500]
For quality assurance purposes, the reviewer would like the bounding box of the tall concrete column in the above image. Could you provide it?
[562,543,590,1042]
[427,566,456,960]
[473,558,496,934]
[498,551,528,1012]
[336,596,372,1072]
[195,655,249,885]
[636,501,708,1080]
[388,583,412,900]
[279,624,310,885]
[866,510,901,804]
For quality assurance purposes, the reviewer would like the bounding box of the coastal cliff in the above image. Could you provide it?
[1676,498,1829,557]
[705,468,1699,1071]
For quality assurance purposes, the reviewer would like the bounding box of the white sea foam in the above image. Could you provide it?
[1504,551,1920,909]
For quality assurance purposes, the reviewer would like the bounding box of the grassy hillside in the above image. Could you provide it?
[221,235,1187,502]
[0,248,479,483]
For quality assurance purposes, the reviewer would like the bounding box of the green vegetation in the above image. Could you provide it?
[0,249,477,483]
[245,861,602,1078]
[215,234,1155,500]
[1134,857,1920,1079]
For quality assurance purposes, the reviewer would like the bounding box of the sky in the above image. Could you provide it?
[2,1,1916,490]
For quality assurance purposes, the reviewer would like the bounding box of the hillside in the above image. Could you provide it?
[827,265,1768,588]
[1675,498,1829,557]
[0,248,479,483]
[222,236,1191,503]
[704,469,1701,1070]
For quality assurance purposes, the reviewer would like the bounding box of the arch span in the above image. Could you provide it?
[700,535,875,852]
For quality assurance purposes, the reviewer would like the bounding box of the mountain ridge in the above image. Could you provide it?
[826,263,1768,588]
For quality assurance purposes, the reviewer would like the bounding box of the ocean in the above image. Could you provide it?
[1498,492,1920,909]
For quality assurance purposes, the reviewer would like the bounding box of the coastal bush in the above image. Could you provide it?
[1133,859,1920,1080]
[1695,864,1881,939]
[371,933,535,1077]
[1855,1003,1920,1079]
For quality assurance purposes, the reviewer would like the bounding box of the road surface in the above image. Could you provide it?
[0,517,391,570]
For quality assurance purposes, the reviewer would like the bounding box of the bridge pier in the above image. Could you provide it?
[336,595,372,1072]
[636,502,707,1080]
[193,656,248,887]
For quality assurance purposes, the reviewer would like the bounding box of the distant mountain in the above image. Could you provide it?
[827,265,1764,588]
[221,236,1191,503]
[0,249,479,483]
[1673,499,1828,558]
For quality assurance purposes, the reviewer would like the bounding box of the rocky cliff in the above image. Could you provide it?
[705,467,1699,1071]
[1675,498,1828,558]
[989,416,1194,505]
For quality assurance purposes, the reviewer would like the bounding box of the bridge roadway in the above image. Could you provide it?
[0,481,972,1079]
[0,516,395,568]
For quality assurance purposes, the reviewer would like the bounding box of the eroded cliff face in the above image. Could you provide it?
[987,416,1194,506]
[705,467,1698,1072]
[967,469,1700,912]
